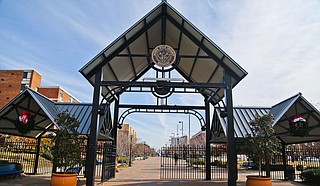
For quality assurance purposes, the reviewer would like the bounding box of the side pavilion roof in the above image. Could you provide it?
[211,93,320,144]
[79,1,247,104]
[0,88,112,140]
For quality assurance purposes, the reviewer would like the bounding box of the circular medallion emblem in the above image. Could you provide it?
[151,45,176,67]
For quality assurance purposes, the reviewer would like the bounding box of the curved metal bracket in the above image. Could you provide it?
[118,107,205,130]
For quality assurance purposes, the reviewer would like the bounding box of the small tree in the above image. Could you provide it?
[52,110,83,173]
[242,113,281,176]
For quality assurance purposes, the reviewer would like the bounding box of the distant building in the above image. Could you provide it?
[38,86,79,103]
[170,135,188,147]
[117,124,137,157]
[0,69,79,109]
[190,131,205,147]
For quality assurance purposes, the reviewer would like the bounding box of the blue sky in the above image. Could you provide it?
[1,0,320,150]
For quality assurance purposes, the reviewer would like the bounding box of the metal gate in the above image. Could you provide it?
[160,145,227,180]
[101,142,116,181]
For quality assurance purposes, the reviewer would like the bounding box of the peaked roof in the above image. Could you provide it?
[0,88,112,140]
[79,1,247,104]
[0,88,58,138]
[271,93,320,144]
[211,106,270,143]
[211,93,320,144]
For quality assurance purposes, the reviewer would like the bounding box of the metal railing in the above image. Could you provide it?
[160,145,227,180]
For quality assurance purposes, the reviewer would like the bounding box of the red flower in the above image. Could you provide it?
[19,111,31,125]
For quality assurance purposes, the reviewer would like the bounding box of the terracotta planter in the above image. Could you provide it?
[246,175,272,186]
[51,173,77,186]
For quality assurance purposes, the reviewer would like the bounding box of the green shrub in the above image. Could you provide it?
[261,164,294,171]
[300,168,320,185]
[117,156,127,163]
[211,160,220,166]
[0,160,9,164]
[296,164,304,171]
[41,152,53,161]
[190,158,205,165]
[217,161,227,168]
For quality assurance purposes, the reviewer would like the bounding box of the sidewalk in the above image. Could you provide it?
[0,157,307,185]
[106,157,306,186]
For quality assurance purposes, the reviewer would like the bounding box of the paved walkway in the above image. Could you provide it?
[0,157,307,185]
[106,157,306,186]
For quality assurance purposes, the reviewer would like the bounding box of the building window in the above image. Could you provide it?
[11,73,14,75]
[8,85,12,87]
[6,97,9,100]
[1,79,4,81]
[21,84,27,91]
[23,72,28,78]
[60,91,63,101]
[69,97,74,103]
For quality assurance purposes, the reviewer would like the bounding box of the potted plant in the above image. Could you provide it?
[242,113,281,186]
[50,110,83,186]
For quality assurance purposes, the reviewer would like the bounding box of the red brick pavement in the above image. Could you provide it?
[0,157,307,186]
[106,157,306,186]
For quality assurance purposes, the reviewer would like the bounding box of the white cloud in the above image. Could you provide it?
[1,0,320,149]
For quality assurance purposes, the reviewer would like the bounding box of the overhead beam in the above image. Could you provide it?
[100,81,225,89]
[119,104,205,110]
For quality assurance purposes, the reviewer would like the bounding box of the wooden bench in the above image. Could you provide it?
[0,163,24,178]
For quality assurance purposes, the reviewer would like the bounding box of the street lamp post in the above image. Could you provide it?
[179,121,184,145]
[171,133,175,146]
[129,133,133,167]
[143,141,146,159]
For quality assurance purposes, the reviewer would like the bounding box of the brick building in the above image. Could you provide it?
[0,70,41,108]
[190,131,205,147]
[0,69,79,108]
[117,124,137,157]
[37,86,79,103]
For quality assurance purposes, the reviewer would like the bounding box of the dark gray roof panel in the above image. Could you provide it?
[211,106,271,143]
[270,93,300,124]
[55,103,93,135]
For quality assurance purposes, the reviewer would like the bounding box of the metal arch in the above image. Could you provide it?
[118,107,205,129]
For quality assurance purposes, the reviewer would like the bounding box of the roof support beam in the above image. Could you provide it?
[106,62,119,81]
[165,14,242,80]
[207,56,224,83]
[189,37,204,79]
[161,5,167,44]
[84,12,163,80]
[124,36,137,77]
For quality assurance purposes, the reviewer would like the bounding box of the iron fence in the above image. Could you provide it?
[270,145,320,180]
[160,145,227,180]
[0,138,110,179]
[0,140,52,174]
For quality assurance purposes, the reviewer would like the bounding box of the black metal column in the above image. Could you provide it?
[112,97,120,177]
[205,99,211,180]
[281,142,288,180]
[33,137,41,174]
[86,69,102,186]
[225,72,237,186]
